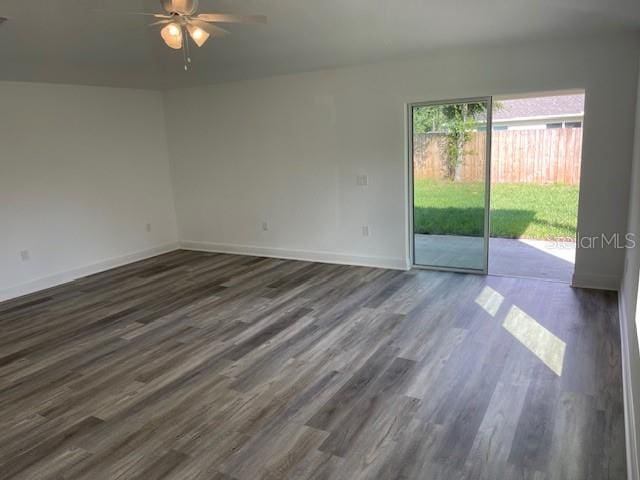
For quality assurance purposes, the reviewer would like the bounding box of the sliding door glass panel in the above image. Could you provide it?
[411,98,491,272]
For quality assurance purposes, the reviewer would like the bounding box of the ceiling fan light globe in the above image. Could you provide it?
[187,24,210,47]
[161,22,183,49]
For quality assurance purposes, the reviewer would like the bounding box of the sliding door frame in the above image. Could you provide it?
[407,96,493,274]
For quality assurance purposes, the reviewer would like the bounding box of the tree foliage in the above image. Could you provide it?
[413,106,446,134]
[413,102,486,180]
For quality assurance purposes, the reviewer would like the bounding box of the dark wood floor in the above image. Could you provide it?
[0,250,625,479]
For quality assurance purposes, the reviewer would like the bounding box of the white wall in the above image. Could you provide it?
[2,34,638,299]
[165,33,640,286]
[0,82,179,299]
[621,59,640,480]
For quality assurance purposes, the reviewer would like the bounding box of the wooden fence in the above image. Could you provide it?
[413,128,583,184]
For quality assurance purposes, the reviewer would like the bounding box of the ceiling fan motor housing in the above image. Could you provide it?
[162,0,199,16]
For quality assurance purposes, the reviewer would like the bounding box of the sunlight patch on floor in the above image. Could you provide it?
[517,239,576,263]
[475,286,504,316]
[503,305,566,376]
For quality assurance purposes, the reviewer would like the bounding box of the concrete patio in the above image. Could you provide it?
[414,234,575,282]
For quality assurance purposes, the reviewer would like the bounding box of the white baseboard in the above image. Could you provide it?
[0,242,180,303]
[180,240,409,271]
[572,272,620,291]
[619,287,640,480]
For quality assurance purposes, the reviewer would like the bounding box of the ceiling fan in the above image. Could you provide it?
[120,0,266,70]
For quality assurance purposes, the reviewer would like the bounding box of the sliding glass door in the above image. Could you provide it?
[409,97,492,273]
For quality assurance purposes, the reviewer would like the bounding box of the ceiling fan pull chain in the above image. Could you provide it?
[182,26,190,70]
[185,30,192,65]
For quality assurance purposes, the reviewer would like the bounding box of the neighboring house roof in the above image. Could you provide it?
[494,94,585,121]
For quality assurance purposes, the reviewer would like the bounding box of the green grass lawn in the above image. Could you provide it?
[413,179,578,240]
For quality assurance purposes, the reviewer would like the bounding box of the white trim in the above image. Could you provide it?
[619,286,640,480]
[403,102,412,273]
[407,96,493,274]
[0,242,180,302]
[180,240,409,271]
[571,272,620,291]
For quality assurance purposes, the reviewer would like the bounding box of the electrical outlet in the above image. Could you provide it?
[146,223,152,232]
[262,221,269,231]
[356,175,368,186]
[20,250,30,262]
[361,226,370,237]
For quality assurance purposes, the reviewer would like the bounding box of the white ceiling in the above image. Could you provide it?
[0,0,638,90]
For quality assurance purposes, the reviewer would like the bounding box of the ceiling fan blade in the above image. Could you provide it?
[189,19,229,37]
[92,10,172,18]
[149,20,171,27]
[196,13,267,24]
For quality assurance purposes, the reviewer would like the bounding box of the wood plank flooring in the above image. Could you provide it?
[0,250,625,479]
